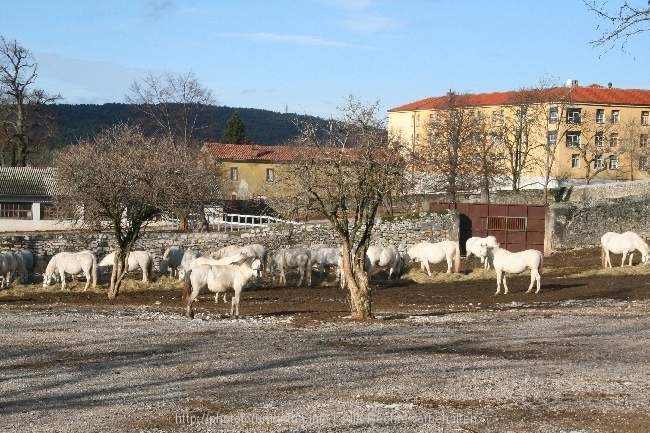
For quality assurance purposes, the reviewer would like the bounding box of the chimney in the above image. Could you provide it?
[608,82,613,89]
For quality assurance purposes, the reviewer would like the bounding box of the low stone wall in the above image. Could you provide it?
[564,180,650,203]
[548,197,650,250]
[0,211,459,271]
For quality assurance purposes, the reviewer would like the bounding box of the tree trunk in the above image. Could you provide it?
[480,173,490,203]
[340,244,372,319]
[108,247,130,299]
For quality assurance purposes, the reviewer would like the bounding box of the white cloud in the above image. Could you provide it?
[220,32,375,49]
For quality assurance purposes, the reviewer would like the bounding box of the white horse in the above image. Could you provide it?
[310,244,341,283]
[177,254,246,279]
[407,240,461,275]
[159,245,184,278]
[98,250,154,282]
[601,231,650,268]
[466,236,499,269]
[480,244,543,295]
[43,251,98,291]
[16,249,34,283]
[270,247,311,287]
[0,252,19,288]
[178,249,202,280]
[182,258,262,318]
[365,245,405,279]
[212,244,266,266]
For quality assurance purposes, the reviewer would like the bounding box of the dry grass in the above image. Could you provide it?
[0,275,183,299]
[401,267,496,284]
[562,264,650,279]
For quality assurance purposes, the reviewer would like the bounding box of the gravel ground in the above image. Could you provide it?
[1,298,649,433]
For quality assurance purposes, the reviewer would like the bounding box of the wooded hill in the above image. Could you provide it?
[46,104,328,147]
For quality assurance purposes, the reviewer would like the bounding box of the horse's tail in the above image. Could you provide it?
[147,254,154,282]
[538,252,543,275]
[601,244,607,268]
[454,242,461,273]
[91,253,98,288]
[182,269,192,303]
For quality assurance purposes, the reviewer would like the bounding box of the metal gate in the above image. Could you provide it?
[429,202,546,254]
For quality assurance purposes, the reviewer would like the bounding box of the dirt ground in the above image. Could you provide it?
[1,247,649,432]
[2,247,649,322]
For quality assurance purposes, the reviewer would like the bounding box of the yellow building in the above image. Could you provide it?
[202,143,298,199]
[389,83,650,185]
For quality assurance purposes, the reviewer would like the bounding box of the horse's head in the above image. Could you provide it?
[478,242,493,258]
[159,259,169,275]
[42,271,55,287]
[178,268,187,280]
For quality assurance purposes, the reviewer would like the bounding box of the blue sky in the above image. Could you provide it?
[1,0,648,117]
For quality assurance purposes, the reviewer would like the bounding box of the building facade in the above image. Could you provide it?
[202,143,299,199]
[0,167,76,232]
[389,83,650,187]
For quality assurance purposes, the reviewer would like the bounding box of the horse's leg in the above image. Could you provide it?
[535,268,541,294]
[230,287,241,318]
[526,268,536,293]
[495,269,502,295]
[297,266,304,287]
[185,287,199,319]
[222,292,229,303]
[446,255,452,273]
[83,268,90,291]
[423,261,432,277]
[621,252,627,267]
[502,273,509,295]
[60,270,66,290]
[214,293,219,304]
[629,252,634,266]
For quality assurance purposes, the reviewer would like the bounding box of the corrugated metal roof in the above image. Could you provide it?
[0,167,57,197]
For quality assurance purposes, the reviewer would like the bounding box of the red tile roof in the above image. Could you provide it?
[202,143,303,162]
[389,86,650,112]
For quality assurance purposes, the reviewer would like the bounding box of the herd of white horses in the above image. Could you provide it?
[0,230,647,317]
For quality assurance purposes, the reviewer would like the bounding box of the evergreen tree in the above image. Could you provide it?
[221,111,249,144]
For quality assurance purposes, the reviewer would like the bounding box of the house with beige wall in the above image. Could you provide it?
[389,82,650,187]
[202,143,299,199]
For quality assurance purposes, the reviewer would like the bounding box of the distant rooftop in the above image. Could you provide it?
[0,167,57,197]
[389,85,650,112]
[202,143,303,162]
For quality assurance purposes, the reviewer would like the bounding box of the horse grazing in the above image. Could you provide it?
[601,231,649,268]
[212,244,267,266]
[182,258,262,318]
[178,254,246,279]
[480,244,543,295]
[43,251,98,291]
[98,250,154,282]
[407,240,461,276]
[365,245,405,280]
[159,245,184,278]
[0,252,19,288]
[16,249,34,283]
[466,236,499,269]
[270,247,311,287]
[310,244,341,283]
[177,249,202,280]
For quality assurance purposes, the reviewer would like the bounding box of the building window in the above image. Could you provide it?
[594,157,604,170]
[596,109,605,124]
[608,155,619,170]
[567,108,581,124]
[642,111,649,126]
[266,168,274,182]
[640,156,648,171]
[641,134,649,147]
[230,167,239,181]
[547,131,557,146]
[611,110,620,124]
[549,107,558,124]
[566,131,580,147]
[0,202,32,219]
[595,132,604,147]
[610,132,619,147]
[571,154,580,168]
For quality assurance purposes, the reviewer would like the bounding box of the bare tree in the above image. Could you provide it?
[470,112,508,202]
[55,124,222,298]
[282,98,410,319]
[585,0,650,50]
[420,92,477,202]
[565,108,616,184]
[0,37,60,166]
[127,71,215,147]
[618,119,650,180]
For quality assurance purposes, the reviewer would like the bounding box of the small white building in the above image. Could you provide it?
[0,167,76,232]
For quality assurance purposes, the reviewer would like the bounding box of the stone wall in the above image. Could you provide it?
[0,211,458,271]
[547,197,650,250]
[563,180,650,203]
